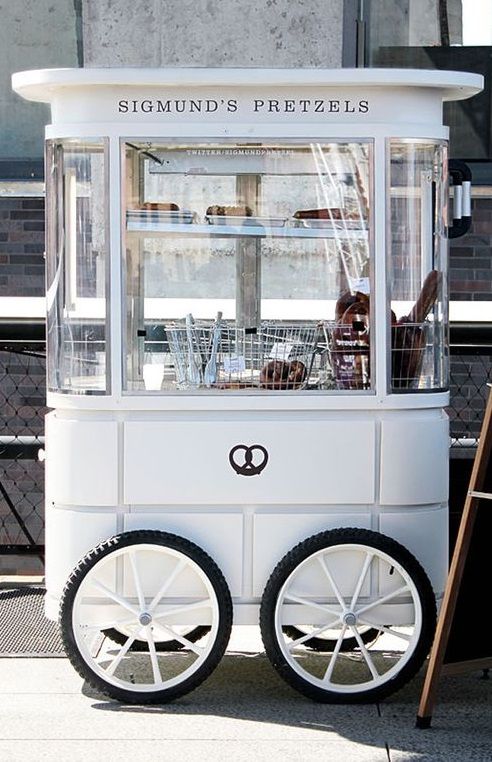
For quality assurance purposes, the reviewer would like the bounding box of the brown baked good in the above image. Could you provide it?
[407,270,440,324]
[294,208,343,220]
[140,202,179,211]
[389,270,440,388]
[293,208,362,221]
[206,205,253,217]
[286,360,307,387]
[260,359,306,390]
[260,360,289,389]
[335,291,370,322]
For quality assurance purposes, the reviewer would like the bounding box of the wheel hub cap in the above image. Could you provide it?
[343,612,357,626]
[139,612,152,626]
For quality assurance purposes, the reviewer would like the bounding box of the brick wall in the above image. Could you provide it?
[450,197,492,301]
[0,198,45,297]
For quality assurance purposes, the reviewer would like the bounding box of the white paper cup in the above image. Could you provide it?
[143,363,164,391]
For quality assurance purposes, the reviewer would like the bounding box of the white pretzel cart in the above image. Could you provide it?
[13,68,482,704]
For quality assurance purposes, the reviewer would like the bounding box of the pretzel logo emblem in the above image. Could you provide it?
[229,444,269,476]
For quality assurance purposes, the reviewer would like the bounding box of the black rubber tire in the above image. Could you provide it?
[260,527,436,704]
[60,530,233,704]
[282,624,380,652]
[102,625,211,652]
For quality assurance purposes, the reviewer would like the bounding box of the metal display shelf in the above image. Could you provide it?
[126,220,369,239]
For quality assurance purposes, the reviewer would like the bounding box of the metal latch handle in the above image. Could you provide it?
[449,159,472,239]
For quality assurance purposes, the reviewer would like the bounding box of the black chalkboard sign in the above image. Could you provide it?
[445,459,492,664]
[417,387,492,728]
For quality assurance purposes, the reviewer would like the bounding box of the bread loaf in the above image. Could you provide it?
[407,270,440,324]
[206,205,253,217]
[140,202,179,211]
[294,208,343,220]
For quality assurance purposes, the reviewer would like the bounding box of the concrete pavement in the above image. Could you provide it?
[0,627,491,761]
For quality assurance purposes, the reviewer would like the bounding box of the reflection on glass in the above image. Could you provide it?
[388,141,448,392]
[123,141,373,393]
[46,140,108,394]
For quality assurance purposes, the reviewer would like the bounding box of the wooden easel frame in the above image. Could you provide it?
[417,385,492,728]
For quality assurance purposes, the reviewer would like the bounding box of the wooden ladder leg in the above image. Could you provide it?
[416,386,492,728]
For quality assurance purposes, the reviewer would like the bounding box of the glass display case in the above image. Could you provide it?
[123,140,373,393]
[45,134,451,397]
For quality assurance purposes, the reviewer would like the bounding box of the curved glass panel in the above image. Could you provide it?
[388,140,448,392]
[46,139,109,394]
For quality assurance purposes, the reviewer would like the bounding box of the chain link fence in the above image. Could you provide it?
[0,331,46,574]
[449,346,492,457]
[0,326,490,573]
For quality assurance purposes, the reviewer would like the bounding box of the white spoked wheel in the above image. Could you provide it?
[60,530,232,703]
[260,528,436,703]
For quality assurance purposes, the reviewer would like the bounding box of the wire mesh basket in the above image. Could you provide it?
[157,317,435,393]
[391,321,429,390]
[328,319,432,391]
[165,321,328,390]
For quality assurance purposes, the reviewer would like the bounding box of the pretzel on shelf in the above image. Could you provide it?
[259,359,307,390]
[139,202,180,211]
[206,205,253,217]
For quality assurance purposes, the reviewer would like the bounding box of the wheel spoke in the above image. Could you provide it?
[349,552,374,611]
[322,623,348,683]
[146,626,163,684]
[91,580,139,616]
[355,584,410,616]
[149,558,187,613]
[153,599,212,621]
[83,616,136,631]
[283,592,341,618]
[104,627,143,676]
[357,619,412,642]
[350,625,379,679]
[318,555,347,612]
[286,615,342,650]
[129,549,146,611]
[153,621,204,655]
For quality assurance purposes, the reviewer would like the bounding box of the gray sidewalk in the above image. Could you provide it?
[1,627,491,762]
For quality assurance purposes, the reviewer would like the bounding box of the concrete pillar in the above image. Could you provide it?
[82,0,344,68]
[369,0,462,51]
[369,0,410,50]
[2,0,78,159]
[409,0,462,46]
